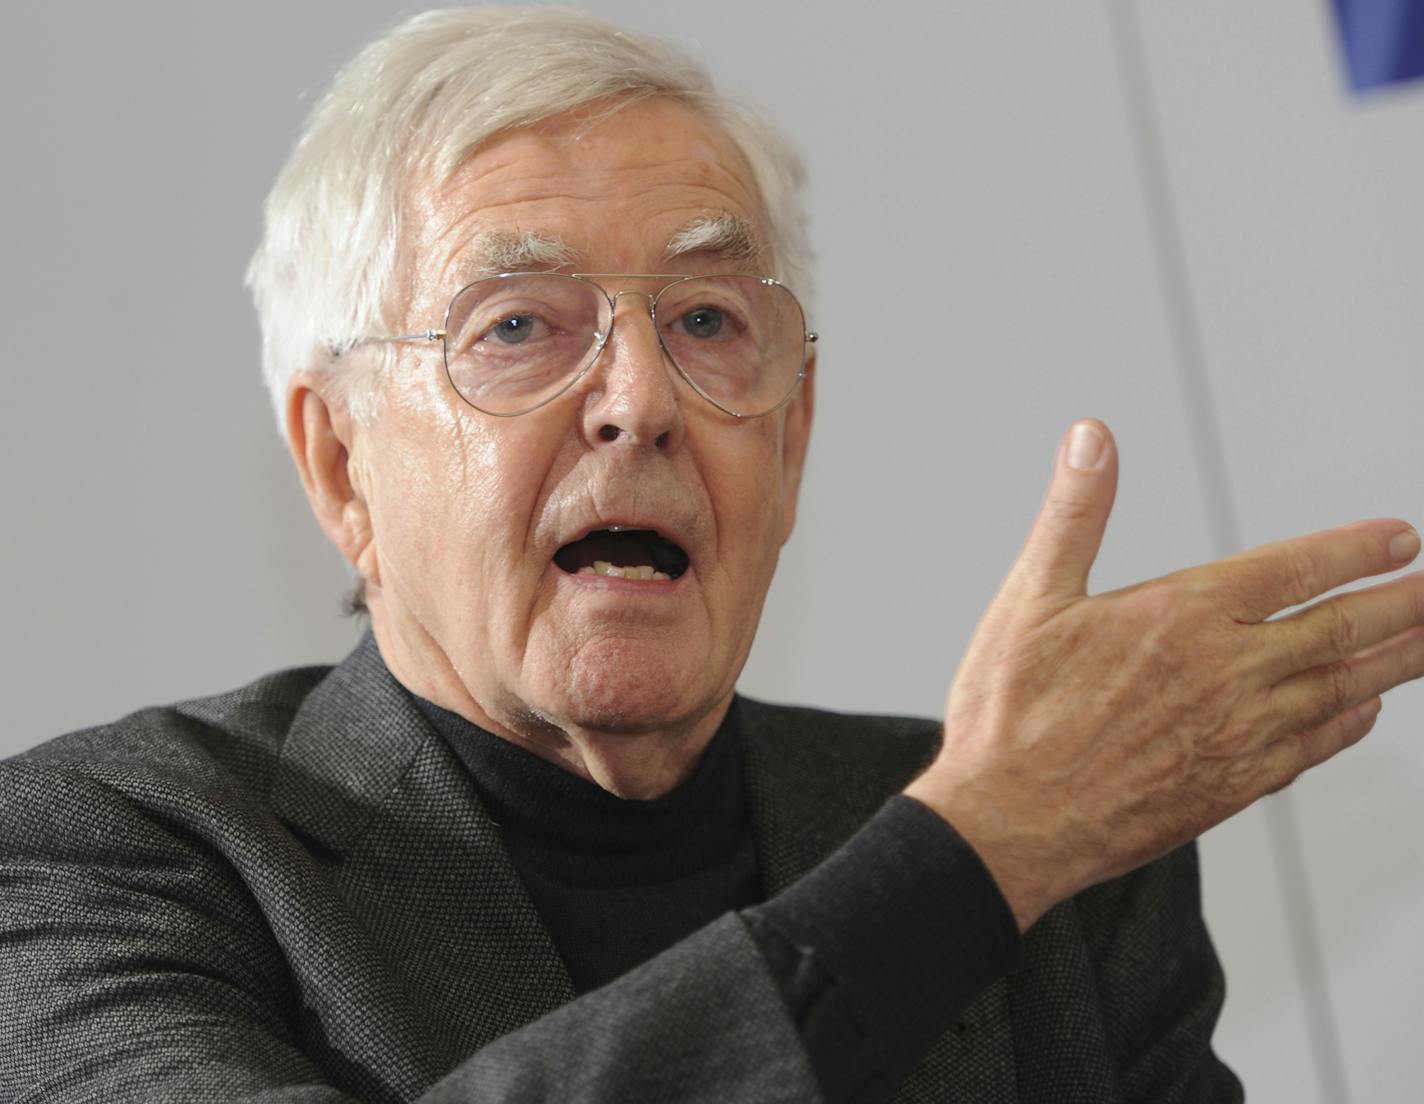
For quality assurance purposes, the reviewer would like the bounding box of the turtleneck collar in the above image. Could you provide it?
[410,694,748,888]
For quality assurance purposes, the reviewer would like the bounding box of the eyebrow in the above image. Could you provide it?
[457,228,581,281]
[663,211,766,268]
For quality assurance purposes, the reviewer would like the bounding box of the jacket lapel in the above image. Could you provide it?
[738,696,1020,1102]
[272,633,574,1077]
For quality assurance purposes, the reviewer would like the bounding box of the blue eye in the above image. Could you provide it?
[492,314,536,344]
[679,307,724,339]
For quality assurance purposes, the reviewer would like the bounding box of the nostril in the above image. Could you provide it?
[599,424,621,442]
[655,431,670,449]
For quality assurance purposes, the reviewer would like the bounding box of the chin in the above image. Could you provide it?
[535,637,732,736]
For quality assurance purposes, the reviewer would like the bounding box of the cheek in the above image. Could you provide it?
[365,449,461,601]
[363,399,551,605]
[702,426,789,575]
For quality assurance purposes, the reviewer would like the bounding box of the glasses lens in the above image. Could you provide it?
[443,274,607,415]
[655,276,807,416]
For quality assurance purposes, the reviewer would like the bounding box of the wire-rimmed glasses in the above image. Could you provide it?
[338,272,817,418]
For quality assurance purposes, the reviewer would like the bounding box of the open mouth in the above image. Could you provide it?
[553,528,690,580]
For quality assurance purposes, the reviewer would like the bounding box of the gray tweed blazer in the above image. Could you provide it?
[0,632,1241,1102]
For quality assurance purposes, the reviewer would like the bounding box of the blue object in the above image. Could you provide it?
[1332,0,1424,91]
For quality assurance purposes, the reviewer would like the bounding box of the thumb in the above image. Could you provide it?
[1004,419,1119,609]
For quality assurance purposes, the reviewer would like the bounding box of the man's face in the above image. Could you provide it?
[337,97,813,745]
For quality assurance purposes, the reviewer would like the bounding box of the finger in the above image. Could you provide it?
[1000,419,1119,611]
[1260,695,1382,793]
[1213,519,1419,624]
[1261,625,1424,737]
[1243,568,1424,686]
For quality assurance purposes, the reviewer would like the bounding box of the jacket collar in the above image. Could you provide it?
[269,633,904,872]
[271,629,432,855]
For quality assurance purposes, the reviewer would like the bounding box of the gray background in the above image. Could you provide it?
[2,2,1420,1099]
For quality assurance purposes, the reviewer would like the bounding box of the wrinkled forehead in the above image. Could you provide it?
[399,98,773,304]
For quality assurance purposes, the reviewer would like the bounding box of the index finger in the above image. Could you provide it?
[1213,519,1420,624]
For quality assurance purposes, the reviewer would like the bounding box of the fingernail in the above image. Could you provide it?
[1389,527,1420,565]
[1066,423,1104,471]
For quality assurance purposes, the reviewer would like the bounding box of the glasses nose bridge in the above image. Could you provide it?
[606,286,658,317]
[596,286,668,358]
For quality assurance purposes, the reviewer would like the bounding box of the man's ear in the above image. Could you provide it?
[286,374,373,573]
[778,348,815,545]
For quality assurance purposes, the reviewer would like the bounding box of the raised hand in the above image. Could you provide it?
[904,419,1424,931]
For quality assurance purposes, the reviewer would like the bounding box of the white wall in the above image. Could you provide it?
[2,3,1419,1098]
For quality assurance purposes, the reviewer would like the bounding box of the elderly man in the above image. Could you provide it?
[3,7,1422,1103]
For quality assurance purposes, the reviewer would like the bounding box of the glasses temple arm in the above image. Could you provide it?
[330,330,446,360]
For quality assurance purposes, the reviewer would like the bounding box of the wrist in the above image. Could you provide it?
[902,775,1058,933]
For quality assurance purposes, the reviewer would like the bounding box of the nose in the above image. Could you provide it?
[580,290,685,452]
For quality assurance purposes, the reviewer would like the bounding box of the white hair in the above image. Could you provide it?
[245,5,814,436]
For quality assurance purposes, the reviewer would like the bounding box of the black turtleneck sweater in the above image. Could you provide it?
[414,694,1020,1104]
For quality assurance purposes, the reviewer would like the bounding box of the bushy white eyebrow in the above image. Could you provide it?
[664,211,765,267]
[461,228,581,279]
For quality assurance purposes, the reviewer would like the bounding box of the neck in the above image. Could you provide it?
[368,602,731,800]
